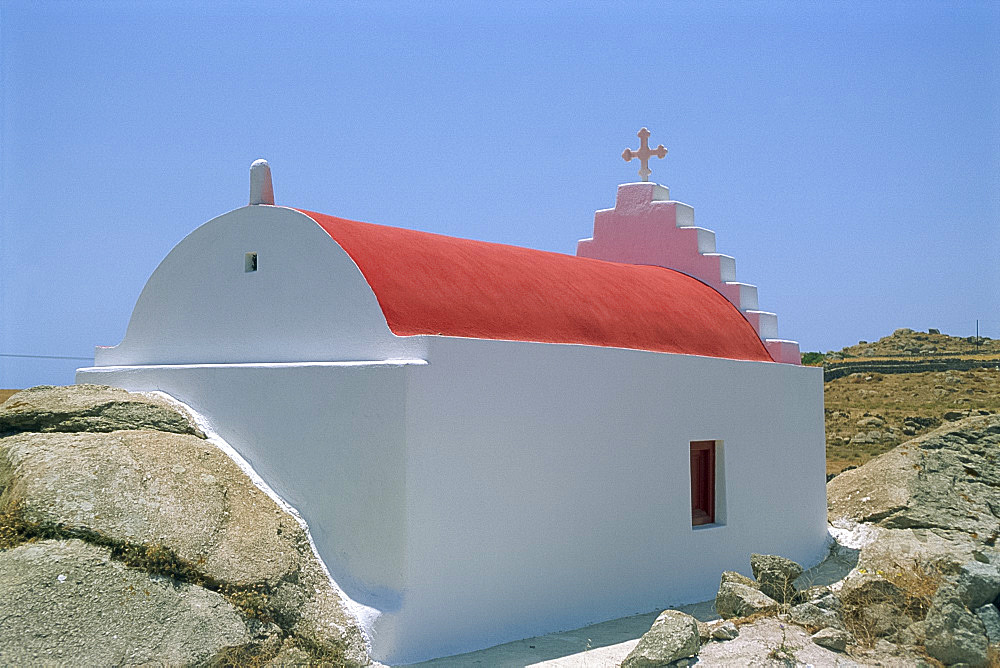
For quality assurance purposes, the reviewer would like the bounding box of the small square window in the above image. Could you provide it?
[245,252,257,272]
[690,440,716,526]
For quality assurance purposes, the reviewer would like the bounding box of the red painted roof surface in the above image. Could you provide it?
[297,209,774,362]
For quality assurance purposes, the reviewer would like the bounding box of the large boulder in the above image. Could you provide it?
[621,610,700,668]
[0,385,368,666]
[0,384,203,437]
[0,429,300,587]
[828,414,1000,542]
[750,553,803,603]
[715,582,779,619]
[0,539,249,665]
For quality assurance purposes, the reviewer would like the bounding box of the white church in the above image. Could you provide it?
[78,132,827,665]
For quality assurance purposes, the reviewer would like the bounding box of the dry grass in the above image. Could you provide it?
[840,563,942,647]
[0,390,20,405]
[824,367,1000,474]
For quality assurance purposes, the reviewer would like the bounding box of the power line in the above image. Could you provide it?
[0,353,92,361]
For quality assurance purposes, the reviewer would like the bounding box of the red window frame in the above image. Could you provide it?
[690,440,716,526]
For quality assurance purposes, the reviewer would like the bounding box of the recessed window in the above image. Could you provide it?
[245,252,257,272]
[690,440,716,526]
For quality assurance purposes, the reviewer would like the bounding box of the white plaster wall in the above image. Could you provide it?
[96,205,424,366]
[375,337,827,663]
[75,361,417,606]
[79,341,825,665]
[79,340,826,665]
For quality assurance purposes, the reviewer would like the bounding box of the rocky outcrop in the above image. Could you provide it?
[0,429,301,587]
[0,539,249,665]
[620,610,700,668]
[624,410,999,667]
[828,413,1000,541]
[0,384,204,437]
[694,616,859,666]
[826,413,1000,665]
[0,385,369,666]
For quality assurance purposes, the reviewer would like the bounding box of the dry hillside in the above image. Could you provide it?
[819,328,1000,475]
[826,327,998,360]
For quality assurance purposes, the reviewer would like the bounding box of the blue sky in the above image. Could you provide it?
[2,1,998,388]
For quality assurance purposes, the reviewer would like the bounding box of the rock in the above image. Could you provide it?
[953,561,1000,610]
[0,384,203,437]
[0,539,249,665]
[924,590,989,667]
[750,553,803,603]
[975,603,1000,645]
[975,604,1000,644]
[895,620,926,647]
[695,620,712,644]
[720,570,757,588]
[838,574,913,638]
[790,602,844,630]
[710,621,739,641]
[828,414,1000,544]
[856,601,913,639]
[0,430,300,587]
[855,526,982,575]
[857,416,885,429]
[904,416,939,430]
[620,610,700,668]
[811,627,850,652]
[943,410,966,421]
[812,591,844,612]
[715,582,779,619]
[694,616,858,666]
[0,385,369,666]
[839,573,905,607]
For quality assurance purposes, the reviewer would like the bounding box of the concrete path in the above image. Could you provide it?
[401,601,715,668]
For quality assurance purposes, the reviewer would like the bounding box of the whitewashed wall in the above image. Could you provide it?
[95,205,424,366]
[79,337,826,665]
[386,337,826,662]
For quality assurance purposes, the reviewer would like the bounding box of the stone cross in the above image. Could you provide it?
[622,128,667,182]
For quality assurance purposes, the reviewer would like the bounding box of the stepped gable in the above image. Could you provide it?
[577,182,801,364]
[296,209,775,363]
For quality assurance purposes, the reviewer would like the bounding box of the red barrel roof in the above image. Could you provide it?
[298,209,775,362]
